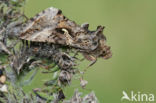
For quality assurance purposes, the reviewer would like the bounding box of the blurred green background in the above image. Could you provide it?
[23,0,156,102]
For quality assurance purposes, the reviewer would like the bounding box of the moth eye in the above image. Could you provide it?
[103,51,106,54]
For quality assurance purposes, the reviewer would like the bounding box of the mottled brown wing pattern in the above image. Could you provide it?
[19,7,112,62]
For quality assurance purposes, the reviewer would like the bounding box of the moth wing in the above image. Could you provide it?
[20,7,66,44]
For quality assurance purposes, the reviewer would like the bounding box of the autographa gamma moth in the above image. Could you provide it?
[19,7,112,65]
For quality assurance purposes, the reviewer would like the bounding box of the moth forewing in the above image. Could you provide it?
[19,6,111,71]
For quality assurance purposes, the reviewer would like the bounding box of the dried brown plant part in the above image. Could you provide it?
[0,28,5,35]
[64,89,83,103]
[83,91,98,103]
[9,47,29,75]
[63,89,98,103]
[58,90,66,101]
[0,41,12,55]
[58,53,76,70]
[58,70,72,86]
[80,77,88,88]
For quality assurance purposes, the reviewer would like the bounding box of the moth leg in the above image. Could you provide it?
[87,58,97,67]
[72,50,80,60]
[83,59,97,72]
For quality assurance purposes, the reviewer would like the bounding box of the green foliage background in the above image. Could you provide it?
[22,0,156,102]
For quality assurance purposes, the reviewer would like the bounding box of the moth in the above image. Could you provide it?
[18,7,112,67]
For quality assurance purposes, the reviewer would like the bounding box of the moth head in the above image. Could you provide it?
[79,24,112,59]
[98,40,112,59]
[94,26,112,59]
